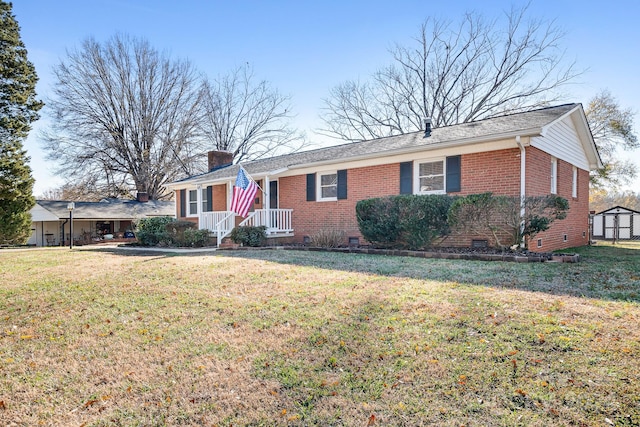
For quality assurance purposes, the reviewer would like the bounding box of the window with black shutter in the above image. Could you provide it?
[445,155,461,193]
[399,162,413,194]
[306,173,316,201]
[337,169,347,199]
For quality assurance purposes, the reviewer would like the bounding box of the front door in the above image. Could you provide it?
[269,180,278,209]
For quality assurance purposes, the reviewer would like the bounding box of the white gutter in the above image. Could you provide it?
[516,135,526,246]
[288,128,544,171]
[164,167,290,189]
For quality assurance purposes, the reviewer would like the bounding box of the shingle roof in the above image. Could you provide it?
[173,103,579,185]
[35,199,174,220]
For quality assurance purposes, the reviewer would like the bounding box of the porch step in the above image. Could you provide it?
[217,238,240,249]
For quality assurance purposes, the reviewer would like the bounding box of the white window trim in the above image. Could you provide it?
[317,171,338,202]
[187,188,208,217]
[550,157,558,195]
[572,166,578,198]
[414,157,446,195]
[201,187,209,212]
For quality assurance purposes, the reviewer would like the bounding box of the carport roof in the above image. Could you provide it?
[34,199,174,221]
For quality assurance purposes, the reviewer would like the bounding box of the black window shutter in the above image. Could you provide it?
[306,173,316,201]
[399,161,413,194]
[446,155,461,193]
[337,169,347,200]
[179,189,186,217]
[206,186,213,212]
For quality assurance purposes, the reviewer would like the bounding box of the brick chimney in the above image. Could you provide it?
[208,151,234,172]
[137,192,149,202]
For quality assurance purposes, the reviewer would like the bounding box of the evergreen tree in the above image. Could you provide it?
[0,1,42,244]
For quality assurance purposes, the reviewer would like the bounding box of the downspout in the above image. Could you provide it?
[60,219,68,247]
[516,136,526,247]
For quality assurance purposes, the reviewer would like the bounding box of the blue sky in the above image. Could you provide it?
[12,0,640,195]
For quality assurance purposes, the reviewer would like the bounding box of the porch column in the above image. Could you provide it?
[196,184,202,226]
[227,180,233,214]
[263,175,271,230]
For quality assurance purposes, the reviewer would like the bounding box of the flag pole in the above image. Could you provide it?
[238,164,264,192]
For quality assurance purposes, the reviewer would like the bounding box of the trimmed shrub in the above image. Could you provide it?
[163,220,212,247]
[229,225,267,247]
[134,216,174,246]
[396,194,454,249]
[356,194,454,250]
[182,228,212,247]
[355,197,400,247]
[135,217,212,247]
[311,229,345,248]
[165,220,197,246]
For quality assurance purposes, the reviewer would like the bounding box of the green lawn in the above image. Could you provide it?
[0,242,639,426]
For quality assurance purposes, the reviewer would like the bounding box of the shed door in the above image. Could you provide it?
[618,213,632,239]
[604,215,616,239]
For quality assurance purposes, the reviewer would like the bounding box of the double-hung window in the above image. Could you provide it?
[318,172,337,201]
[201,188,209,212]
[416,159,445,194]
[188,190,198,216]
[306,170,347,201]
[187,188,208,216]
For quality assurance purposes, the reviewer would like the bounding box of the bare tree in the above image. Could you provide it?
[37,178,113,202]
[589,188,640,213]
[320,6,580,141]
[42,34,205,200]
[200,65,305,163]
[585,90,638,189]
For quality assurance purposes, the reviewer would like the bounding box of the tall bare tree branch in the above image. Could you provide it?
[42,34,205,200]
[200,64,306,164]
[586,90,638,189]
[319,5,580,142]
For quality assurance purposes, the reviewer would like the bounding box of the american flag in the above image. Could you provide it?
[230,167,258,217]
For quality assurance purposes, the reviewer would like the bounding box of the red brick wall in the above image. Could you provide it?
[459,148,521,196]
[279,146,589,251]
[440,149,521,247]
[280,151,523,247]
[213,184,227,211]
[175,190,185,220]
[526,147,589,251]
[279,164,401,244]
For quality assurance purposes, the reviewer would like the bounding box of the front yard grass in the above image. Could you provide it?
[0,241,639,426]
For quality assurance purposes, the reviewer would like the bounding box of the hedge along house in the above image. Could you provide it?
[165,104,602,252]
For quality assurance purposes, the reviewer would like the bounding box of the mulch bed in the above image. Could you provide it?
[221,244,580,263]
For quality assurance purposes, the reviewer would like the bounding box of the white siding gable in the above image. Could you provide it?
[530,115,590,170]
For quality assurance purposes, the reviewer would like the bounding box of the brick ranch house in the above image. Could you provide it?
[165,104,602,252]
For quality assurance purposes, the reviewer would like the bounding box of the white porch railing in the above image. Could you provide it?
[200,211,232,233]
[200,211,236,247]
[200,209,293,246]
[239,209,293,234]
